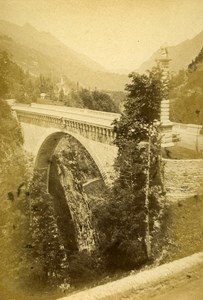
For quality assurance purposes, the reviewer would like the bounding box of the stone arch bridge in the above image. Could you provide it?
[12,103,119,188]
[11,102,203,251]
[12,103,203,197]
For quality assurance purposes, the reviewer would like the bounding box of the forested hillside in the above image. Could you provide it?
[0,50,57,103]
[0,50,121,112]
[169,47,203,124]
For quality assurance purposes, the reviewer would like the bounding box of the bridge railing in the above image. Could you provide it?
[12,104,118,144]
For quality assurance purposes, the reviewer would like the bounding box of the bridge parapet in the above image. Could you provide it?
[12,103,176,148]
[13,104,117,145]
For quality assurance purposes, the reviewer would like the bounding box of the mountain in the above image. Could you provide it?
[169,47,203,124]
[0,20,128,91]
[188,47,203,72]
[137,30,203,73]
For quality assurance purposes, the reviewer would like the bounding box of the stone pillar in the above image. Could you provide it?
[158,47,174,147]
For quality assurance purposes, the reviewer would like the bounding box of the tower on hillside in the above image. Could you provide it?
[157,47,174,147]
[57,75,69,96]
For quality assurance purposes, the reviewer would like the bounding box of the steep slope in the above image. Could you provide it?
[137,30,203,74]
[188,47,203,71]
[0,20,127,91]
[0,35,61,78]
[169,48,203,124]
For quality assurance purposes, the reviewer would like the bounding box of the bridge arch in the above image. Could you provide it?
[34,129,111,252]
[34,129,111,190]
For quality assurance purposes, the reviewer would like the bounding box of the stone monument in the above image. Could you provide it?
[158,47,174,147]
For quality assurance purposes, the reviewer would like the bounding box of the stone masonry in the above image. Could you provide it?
[163,158,203,198]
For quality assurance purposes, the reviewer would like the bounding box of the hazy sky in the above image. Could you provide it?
[1,0,203,72]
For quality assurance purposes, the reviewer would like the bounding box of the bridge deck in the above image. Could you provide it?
[12,103,120,128]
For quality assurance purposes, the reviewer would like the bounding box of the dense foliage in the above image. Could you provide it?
[0,99,24,192]
[0,51,9,97]
[64,88,120,112]
[94,69,165,270]
[0,51,56,103]
[0,99,31,298]
[27,171,69,288]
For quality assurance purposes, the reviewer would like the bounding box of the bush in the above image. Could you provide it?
[68,251,100,287]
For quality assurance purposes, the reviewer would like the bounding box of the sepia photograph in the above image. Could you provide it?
[0,0,203,299]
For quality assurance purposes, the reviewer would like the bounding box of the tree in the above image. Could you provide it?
[59,89,65,102]
[95,68,165,269]
[66,88,120,112]
[78,88,93,109]
[0,51,38,103]
[91,90,119,112]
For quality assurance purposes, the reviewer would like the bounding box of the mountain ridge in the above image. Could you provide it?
[0,20,128,91]
[0,20,106,72]
[137,30,203,73]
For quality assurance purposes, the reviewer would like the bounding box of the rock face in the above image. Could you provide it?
[49,136,104,253]
[57,161,98,251]
[49,158,78,252]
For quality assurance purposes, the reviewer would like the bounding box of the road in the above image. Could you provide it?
[58,252,203,300]
[122,265,203,300]
[152,275,203,300]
